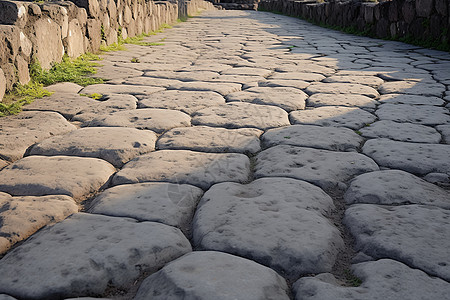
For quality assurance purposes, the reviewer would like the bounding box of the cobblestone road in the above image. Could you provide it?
[0,10,449,299]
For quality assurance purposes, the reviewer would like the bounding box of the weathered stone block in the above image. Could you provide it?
[14,55,29,85]
[28,3,41,16]
[388,0,398,22]
[69,0,100,18]
[0,68,5,101]
[0,1,27,27]
[402,0,416,23]
[31,18,64,70]
[19,31,32,59]
[66,19,85,58]
[435,0,448,16]
[86,19,101,52]
[416,0,434,17]
[376,18,390,38]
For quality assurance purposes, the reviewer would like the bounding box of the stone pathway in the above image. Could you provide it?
[0,10,449,300]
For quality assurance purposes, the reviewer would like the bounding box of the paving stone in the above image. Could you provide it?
[0,111,77,162]
[157,126,262,154]
[344,170,450,209]
[79,84,165,96]
[360,120,441,143]
[258,79,310,90]
[307,93,378,109]
[363,138,450,175]
[378,93,445,106]
[168,81,241,96]
[344,204,450,281]
[144,70,220,82]
[72,94,138,124]
[138,90,225,115]
[87,109,191,134]
[436,124,450,144]
[293,259,450,300]
[275,64,335,76]
[221,67,272,77]
[110,77,183,88]
[23,93,97,119]
[29,127,157,167]
[0,156,115,201]
[262,125,363,151]
[290,106,376,130]
[89,182,203,235]
[376,103,450,126]
[45,82,83,94]
[0,213,191,299]
[322,75,384,88]
[112,150,250,190]
[0,160,7,170]
[134,251,290,300]
[93,65,143,80]
[379,81,445,97]
[255,145,379,191]
[0,192,78,254]
[192,102,290,130]
[269,72,325,82]
[193,178,343,280]
[0,295,16,300]
[226,87,307,111]
[208,75,266,85]
[305,83,379,98]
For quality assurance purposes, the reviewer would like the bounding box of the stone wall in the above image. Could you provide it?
[259,0,450,48]
[0,0,215,101]
[212,0,260,10]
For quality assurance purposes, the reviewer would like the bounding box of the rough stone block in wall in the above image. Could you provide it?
[30,18,64,70]
[66,19,85,58]
[0,68,6,102]
[416,0,433,18]
[15,55,30,85]
[69,0,100,18]
[0,0,28,27]
[0,25,19,91]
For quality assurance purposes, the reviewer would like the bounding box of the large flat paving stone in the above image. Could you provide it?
[157,126,262,154]
[144,70,220,82]
[193,178,344,280]
[307,93,378,109]
[378,93,445,106]
[87,109,191,134]
[46,82,83,94]
[192,102,290,130]
[0,193,78,254]
[360,120,441,143]
[0,156,115,201]
[0,111,76,162]
[79,84,165,97]
[275,64,335,76]
[221,67,272,77]
[226,87,307,111]
[0,213,191,299]
[262,125,363,151]
[305,83,379,98]
[29,127,157,167]
[269,72,326,82]
[376,103,450,126]
[138,90,225,114]
[255,145,379,191]
[23,93,97,119]
[293,259,450,300]
[344,170,450,209]
[362,138,450,175]
[290,106,376,130]
[89,182,203,235]
[111,77,183,88]
[437,124,450,144]
[168,81,241,96]
[379,81,445,97]
[322,75,384,88]
[134,251,290,300]
[112,150,250,190]
[258,79,310,90]
[344,204,450,281]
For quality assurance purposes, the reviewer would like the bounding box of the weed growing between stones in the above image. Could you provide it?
[0,82,53,117]
[344,269,362,287]
[80,93,103,100]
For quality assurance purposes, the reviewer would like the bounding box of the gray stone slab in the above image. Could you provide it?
[258,79,310,90]
[79,84,165,96]
[378,93,444,106]
[360,120,441,143]
[376,103,450,126]
[345,170,450,209]
[89,182,203,235]
[112,150,250,190]
[193,178,343,280]
[22,93,97,119]
[208,75,266,85]
[255,145,379,191]
[192,102,290,130]
[0,295,16,300]
[322,75,384,88]
[0,156,115,201]
[134,251,290,300]
[362,138,450,175]
[293,259,450,300]
[221,67,272,77]
[345,204,450,281]
[307,93,378,109]
[110,77,183,88]
[379,81,445,97]
[46,82,83,94]
[226,87,307,111]
[157,126,262,154]
[0,213,191,299]
[29,127,157,167]
[269,72,326,82]
[305,83,379,98]
[290,106,376,130]
[143,70,220,82]
[168,81,241,96]
[0,111,76,162]
[262,125,363,151]
[138,90,225,115]
[436,124,450,144]
[275,64,335,76]
[0,193,78,254]
[87,109,191,134]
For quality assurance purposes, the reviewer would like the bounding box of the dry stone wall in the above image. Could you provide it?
[259,0,450,48]
[0,0,215,101]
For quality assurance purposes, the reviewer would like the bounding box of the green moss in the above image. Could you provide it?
[130,57,140,63]
[0,82,53,117]
[99,42,127,52]
[344,269,363,287]
[80,92,103,100]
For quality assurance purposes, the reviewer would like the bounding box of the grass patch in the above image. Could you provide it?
[344,269,362,287]
[99,42,127,52]
[80,93,103,100]
[0,82,53,117]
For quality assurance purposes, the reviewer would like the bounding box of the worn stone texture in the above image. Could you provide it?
[305,82,379,98]
[436,124,450,144]
[168,81,241,96]
[0,68,6,101]
[378,93,445,106]
[135,251,290,300]
[376,103,450,125]
[80,84,165,96]
[307,93,378,109]
[378,81,445,97]
[0,213,191,299]
[32,18,64,69]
